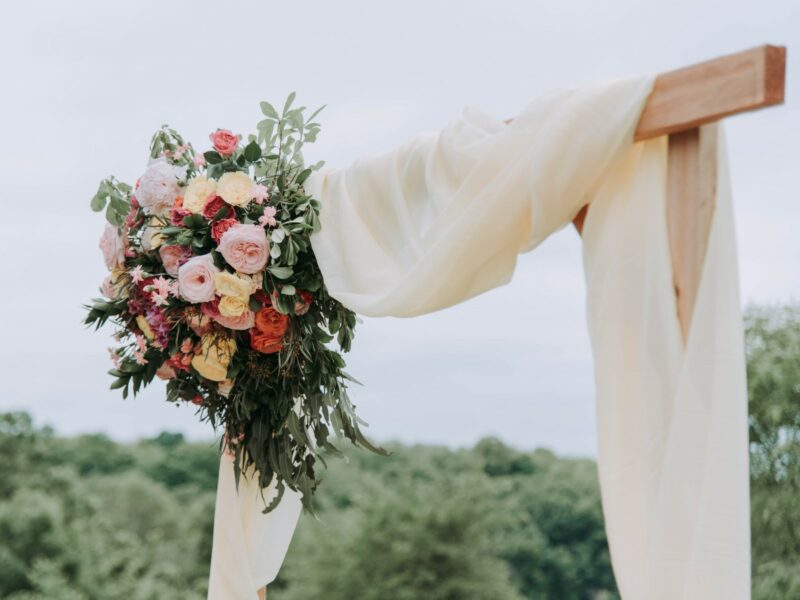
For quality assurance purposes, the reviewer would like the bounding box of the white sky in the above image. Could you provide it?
[0,0,797,456]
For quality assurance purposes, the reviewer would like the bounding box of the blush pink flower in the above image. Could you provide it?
[258,206,277,228]
[209,129,239,156]
[178,254,219,303]
[193,154,206,168]
[148,276,173,306]
[252,183,269,204]
[130,265,145,284]
[217,224,269,274]
[99,224,125,270]
[159,245,191,277]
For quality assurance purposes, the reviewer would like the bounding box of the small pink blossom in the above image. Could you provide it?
[193,154,207,168]
[252,183,270,204]
[180,338,194,353]
[130,265,145,284]
[108,348,121,368]
[258,206,277,228]
[151,276,172,297]
[134,351,148,365]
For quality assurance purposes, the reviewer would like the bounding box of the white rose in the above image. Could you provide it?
[136,158,186,215]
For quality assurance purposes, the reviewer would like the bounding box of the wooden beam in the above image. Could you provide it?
[572,44,786,234]
[564,45,785,341]
[635,45,786,141]
[666,124,719,342]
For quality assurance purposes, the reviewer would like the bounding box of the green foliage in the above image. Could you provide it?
[90,177,131,227]
[3,303,798,598]
[745,304,800,600]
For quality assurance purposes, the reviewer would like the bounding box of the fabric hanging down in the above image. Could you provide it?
[208,76,750,600]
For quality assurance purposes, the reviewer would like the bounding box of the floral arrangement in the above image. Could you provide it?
[85,95,383,513]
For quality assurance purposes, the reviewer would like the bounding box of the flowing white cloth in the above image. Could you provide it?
[209,76,751,599]
[208,454,302,599]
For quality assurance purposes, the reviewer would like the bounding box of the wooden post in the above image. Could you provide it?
[666,124,718,341]
[568,44,786,342]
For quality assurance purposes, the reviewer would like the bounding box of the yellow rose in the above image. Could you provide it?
[191,334,236,382]
[217,172,254,207]
[183,175,218,213]
[218,295,248,317]
[136,315,154,340]
[141,225,166,250]
[214,271,253,301]
[108,266,130,299]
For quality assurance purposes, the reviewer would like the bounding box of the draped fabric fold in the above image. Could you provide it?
[209,76,750,599]
[208,454,302,599]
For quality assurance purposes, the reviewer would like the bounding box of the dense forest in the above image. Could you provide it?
[1,304,797,599]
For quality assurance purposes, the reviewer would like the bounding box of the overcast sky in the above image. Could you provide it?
[0,0,797,456]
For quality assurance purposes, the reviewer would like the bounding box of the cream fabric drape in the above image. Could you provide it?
[209,76,751,599]
[208,454,302,599]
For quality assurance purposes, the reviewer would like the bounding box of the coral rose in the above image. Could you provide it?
[211,218,238,244]
[250,306,289,354]
[209,129,239,156]
[183,175,217,213]
[218,224,269,274]
[178,254,219,303]
[217,172,254,207]
[202,195,234,220]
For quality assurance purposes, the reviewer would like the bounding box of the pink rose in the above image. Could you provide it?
[218,224,269,274]
[209,129,239,156]
[99,224,125,270]
[159,245,191,277]
[177,254,219,303]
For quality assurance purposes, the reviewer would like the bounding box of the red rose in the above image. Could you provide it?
[250,306,289,354]
[202,195,234,220]
[209,129,239,156]
[211,218,239,244]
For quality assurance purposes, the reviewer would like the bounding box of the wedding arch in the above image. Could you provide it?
[125,45,786,600]
[224,44,789,600]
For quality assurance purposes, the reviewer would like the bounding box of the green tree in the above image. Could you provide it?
[745,304,800,600]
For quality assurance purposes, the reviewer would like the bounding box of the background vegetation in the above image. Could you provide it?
[0,304,797,599]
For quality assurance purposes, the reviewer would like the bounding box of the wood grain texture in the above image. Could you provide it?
[568,44,785,234]
[635,45,786,141]
[666,124,719,342]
